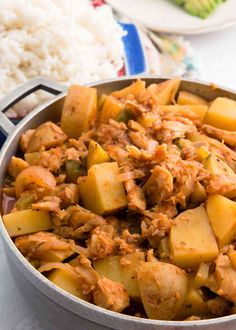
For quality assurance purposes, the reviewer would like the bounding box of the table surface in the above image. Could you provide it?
[1,25,236,330]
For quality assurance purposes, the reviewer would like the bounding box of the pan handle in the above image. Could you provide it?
[0,77,67,137]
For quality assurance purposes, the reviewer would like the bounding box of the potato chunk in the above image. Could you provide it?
[136,261,188,320]
[3,209,52,237]
[7,156,29,178]
[189,181,207,204]
[177,90,208,106]
[111,79,146,99]
[26,121,67,153]
[78,162,127,215]
[61,84,97,138]
[99,95,124,124]
[147,79,180,105]
[87,140,110,169]
[204,97,236,131]
[93,252,145,297]
[176,286,209,320]
[170,205,218,269]
[48,268,88,300]
[206,194,236,247]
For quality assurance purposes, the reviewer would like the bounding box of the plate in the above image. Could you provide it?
[107,0,236,35]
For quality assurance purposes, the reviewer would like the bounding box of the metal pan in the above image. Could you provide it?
[0,76,236,330]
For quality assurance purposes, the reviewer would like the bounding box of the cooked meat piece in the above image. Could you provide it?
[63,147,82,161]
[95,120,129,148]
[143,165,173,205]
[203,124,236,147]
[15,231,74,260]
[26,121,67,153]
[125,99,148,114]
[87,227,116,259]
[29,147,63,172]
[32,196,61,213]
[141,213,172,248]
[115,229,143,255]
[129,131,158,152]
[172,160,207,207]
[93,277,129,312]
[152,201,178,219]
[156,120,196,143]
[124,179,146,211]
[53,205,105,240]
[73,256,99,295]
[215,253,236,303]
[55,184,79,208]
[207,174,236,197]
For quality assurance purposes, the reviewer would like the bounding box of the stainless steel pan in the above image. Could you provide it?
[1,76,236,330]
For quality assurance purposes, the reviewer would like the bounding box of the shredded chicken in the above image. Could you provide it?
[141,213,172,248]
[203,124,236,147]
[124,179,146,211]
[93,277,129,313]
[5,79,236,321]
[215,253,236,303]
[15,231,75,261]
[143,165,173,206]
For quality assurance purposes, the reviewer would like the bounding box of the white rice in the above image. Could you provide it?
[0,0,125,116]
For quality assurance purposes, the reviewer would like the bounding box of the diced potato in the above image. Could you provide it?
[93,252,145,297]
[99,95,124,124]
[78,162,127,215]
[111,79,146,99]
[156,237,170,261]
[177,90,208,106]
[160,105,208,122]
[193,263,210,288]
[7,156,29,178]
[48,268,88,300]
[26,121,67,153]
[204,97,236,131]
[87,140,110,169]
[206,194,236,248]
[170,205,218,269]
[3,209,52,237]
[176,286,209,320]
[147,79,181,105]
[189,182,207,204]
[61,85,97,138]
[136,261,188,320]
[15,166,56,197]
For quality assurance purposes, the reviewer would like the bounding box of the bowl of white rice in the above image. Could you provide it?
[0,0,147,119]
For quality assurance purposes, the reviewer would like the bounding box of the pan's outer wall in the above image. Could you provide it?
[1,77,236,330]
